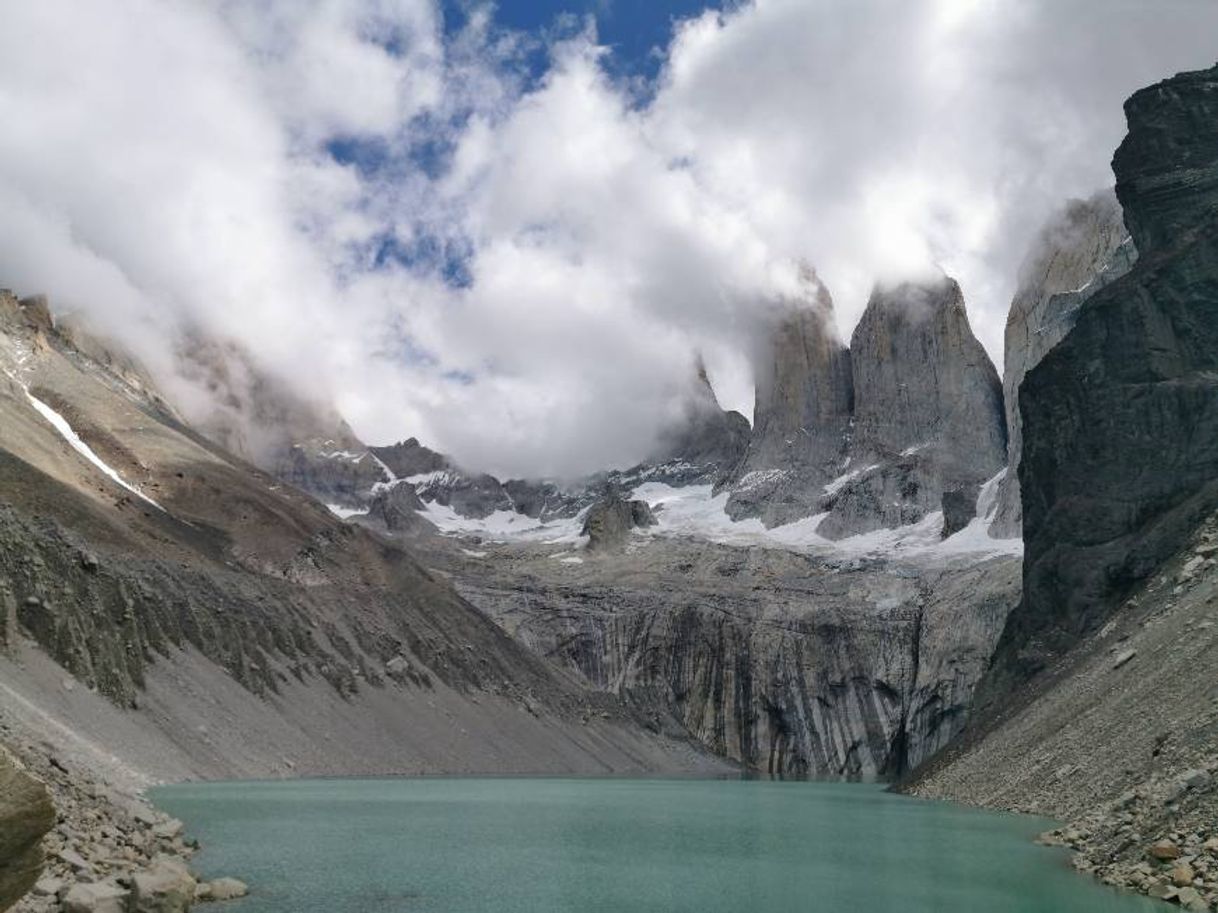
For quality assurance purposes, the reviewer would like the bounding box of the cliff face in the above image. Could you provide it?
[989,191,1136,538]
[981,63,1218,698]
[0,746,54,912]
[816,277,1006,539]
[451,537,1021,780]
[724,271,854,526]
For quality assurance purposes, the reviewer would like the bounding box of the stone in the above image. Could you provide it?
[62,880,130,913]
[1172,862,1197,886]
[152,818,184,841]
[32,876,65,897]
[1112,650,1137,670]
[0,745,56,910]
[581,494,657,552]
[1151,839,1183,860]
[129,856,196,913]
[1176,886,1209,911]
[941,486,980,538]
[206,877,249,901]
[1202,837,1218,854]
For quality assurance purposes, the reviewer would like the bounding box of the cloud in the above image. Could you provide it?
[0,0,1216,477]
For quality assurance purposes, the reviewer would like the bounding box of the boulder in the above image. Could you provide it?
[62,880,129,913]
[129,855,196,913]
[581,495,657,552]
[0,745,55,911]
[205,878,248,902]
[1150,839,1182,861]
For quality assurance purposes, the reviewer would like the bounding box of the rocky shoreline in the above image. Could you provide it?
[1038,762,1218,911]
[3,733,246,913]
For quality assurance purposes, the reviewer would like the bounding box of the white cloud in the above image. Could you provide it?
[0,0,1216,477]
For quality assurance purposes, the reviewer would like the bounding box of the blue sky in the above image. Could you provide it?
[442,0,728,80]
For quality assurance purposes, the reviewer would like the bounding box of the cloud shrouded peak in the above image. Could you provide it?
[1,0,1217,478]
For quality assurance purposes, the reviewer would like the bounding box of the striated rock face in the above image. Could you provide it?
[816,277,1006,539]
[982,63,1218,697]
[724,270,853,526]
[989,190,1136,538]
[0,745,54,912]
[454,539,1021,779]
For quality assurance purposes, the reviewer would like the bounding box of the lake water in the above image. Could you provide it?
[152,777,1159,913]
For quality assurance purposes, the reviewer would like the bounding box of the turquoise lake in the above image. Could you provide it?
[152,777,1160,913]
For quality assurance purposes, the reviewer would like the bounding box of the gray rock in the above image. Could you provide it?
[817,276,1006,539]
[130,855,196,913]
[724,266,853,526]
[650,357,750,485]
[62,880,129,913]
[0,746,55,911]
[989,189,1136,538]
[981,63,1218,697]
[582,495,657,552]
[942,486,980,538]
[205,877,248,901]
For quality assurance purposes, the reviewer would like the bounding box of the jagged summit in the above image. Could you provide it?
[723,268,854,526]
[814,274,1005,539]
[650,355,750,476]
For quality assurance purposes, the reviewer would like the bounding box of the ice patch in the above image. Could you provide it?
[460,548,489,558]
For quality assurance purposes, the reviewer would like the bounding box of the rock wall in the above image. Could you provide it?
[980,63,1218,699]
[724,269,854,526]
[989,190,1136,538]
[453,539,1021,780]
[816,277,1006,539]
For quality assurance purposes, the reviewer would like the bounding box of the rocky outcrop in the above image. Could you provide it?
[580,495,657,552]
[724,269,853,526]
[982,63,1218,697]
[989,190,1136,538]
[0,746,54,912]
[650,359,750,485]
[816,277,1006,539]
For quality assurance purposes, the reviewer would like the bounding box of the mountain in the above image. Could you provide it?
[988,189,1137,538]
[816,276,1006,539]
[0,287,723,777]
[722,267,854,527]
[906,63,1218,907]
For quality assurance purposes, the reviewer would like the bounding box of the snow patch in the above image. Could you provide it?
[629,479,1020,560]
[19,384,163,511]
[823,464,880,496]
[325,503,369,520]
